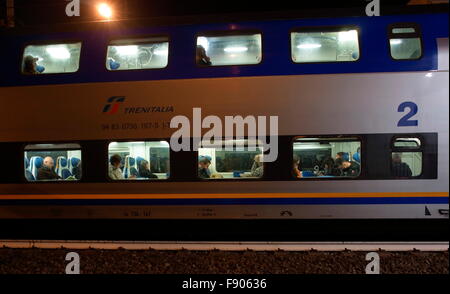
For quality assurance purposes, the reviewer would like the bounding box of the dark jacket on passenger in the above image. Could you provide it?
[392,162,413,177]
[37,166,61,180]
[198,167,210,179]
[139,169,158,179]
[342,161,360,177]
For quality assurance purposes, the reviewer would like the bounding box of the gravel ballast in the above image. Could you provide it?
[0,249,448,274]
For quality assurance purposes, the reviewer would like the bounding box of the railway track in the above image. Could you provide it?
[1,240,448,251]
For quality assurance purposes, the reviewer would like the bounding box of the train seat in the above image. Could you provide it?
[24,157,34,181]
[123,156,139,179]
[68,157,81,174]
[56,156,72,179]
[28,156,43,180]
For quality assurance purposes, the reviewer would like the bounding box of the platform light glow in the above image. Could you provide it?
[46,46,71,59]
[297,43,322,49]
[97,3,113,19]
[426,73,433,78]
[224,46,248,53]
[116,45,138,56]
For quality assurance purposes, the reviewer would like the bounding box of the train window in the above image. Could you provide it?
[388,24,422,60]
[293,137,361,178]
[391,137,422,177]
[22,42,81,74]
[24,143,82,182]
[108,141,170,180]
[198,139,264,179]
[106,36,169,71]
[196,33,262,66]
[290,28,360,63]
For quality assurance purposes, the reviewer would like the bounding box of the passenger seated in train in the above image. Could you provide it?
[23,55,44,74]
[109,154,125,180]
[198,156,211,178]
[138,160,158,179]
[318,156,335,176]
[240,154,264,178]
[292,155,302,178]
[391,153,412,177]
[196,45,212,66]
[37,156,61,180]
[336,159,360,177]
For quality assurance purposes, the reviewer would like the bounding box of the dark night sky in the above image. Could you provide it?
[0,0,416,27]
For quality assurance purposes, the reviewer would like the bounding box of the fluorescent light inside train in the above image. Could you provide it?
[297,43,322,49]
[390,39,402,45]
[116,45,138,56]
[46,46,71,59]
[153,49,168,56]
[224,46,248,53]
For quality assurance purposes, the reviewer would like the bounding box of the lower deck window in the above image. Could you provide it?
[108,141,170,180]
[293,137,361,178]
[198,139,264,179]
[391,137,422,177]
[24,143,81,181]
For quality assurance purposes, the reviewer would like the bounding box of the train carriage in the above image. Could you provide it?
[0,11,448,221]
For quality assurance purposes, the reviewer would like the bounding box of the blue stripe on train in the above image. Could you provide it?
[0,197,447,205]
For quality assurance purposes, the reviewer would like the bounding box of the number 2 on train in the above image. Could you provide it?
[397,101,418,127]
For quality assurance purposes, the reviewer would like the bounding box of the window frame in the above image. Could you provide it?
[194,29,264,68]
[387,23,423,61]
[390,135,424,178]
[106,139,171,182]
[289,25,362,64]
[20,40,83,76]
[22,142,84,183]
[291,135,363,180]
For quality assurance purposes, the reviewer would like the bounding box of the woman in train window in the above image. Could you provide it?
[139,160,158,179]
[293,155,302,179]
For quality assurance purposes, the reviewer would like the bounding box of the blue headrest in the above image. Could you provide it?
[353,152,360,162]
[33,157,43,168]
[70,157,80,168]
[36,65,45,73]
[129,157,136,166]
[60,157,68,167]
[199,155,212,161]
[136,156,144,166]
[342,152,349,161]
[25,157,29,169]
[108,58,121,70]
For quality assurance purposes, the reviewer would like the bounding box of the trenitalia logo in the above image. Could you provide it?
[102,96,126,114]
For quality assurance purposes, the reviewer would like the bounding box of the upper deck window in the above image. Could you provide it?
[22,42,81,74]
[388,24,422,60]
[106,37,169,71]
[291,28,360,63]
[196,32,262,66]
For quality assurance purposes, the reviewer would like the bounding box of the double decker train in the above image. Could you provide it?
[0,9,448,223]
